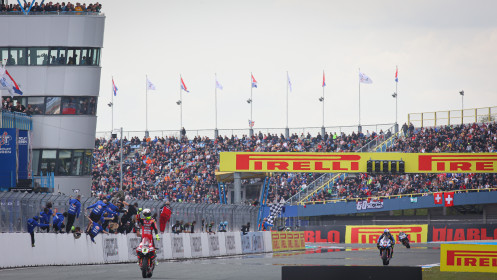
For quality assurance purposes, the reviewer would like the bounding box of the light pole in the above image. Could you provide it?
[460,90,464,124]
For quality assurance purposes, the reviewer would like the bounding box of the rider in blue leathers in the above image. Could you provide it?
[377,229,396,258]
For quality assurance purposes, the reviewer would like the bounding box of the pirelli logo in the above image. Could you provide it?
[345,225,428,244]
[418,155,497,172]
[234,153,361,172]
[441,244,497,273]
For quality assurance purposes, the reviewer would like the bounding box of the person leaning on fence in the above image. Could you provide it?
[159,201,172,233]
[207,222,215,234]
[85,216,108,243]
[52,212,67,233]
[172,220,181,234]
[27,216,49,247]
[66,195,81,233]
[241,222,250,235]
[262,218,273,231]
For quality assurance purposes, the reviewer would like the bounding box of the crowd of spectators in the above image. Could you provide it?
[1,97,27,114]
[92,130,387,203]
[0,2,101,13]
[309,122,497,202]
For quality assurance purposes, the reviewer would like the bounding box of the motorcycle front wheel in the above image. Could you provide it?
[141,256,149,278]
[381,250,389,265]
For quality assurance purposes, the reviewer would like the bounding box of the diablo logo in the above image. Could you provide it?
[235,153,361,172]
[347,225,427,244]
[418,154,497,172]
[447,250,497,267]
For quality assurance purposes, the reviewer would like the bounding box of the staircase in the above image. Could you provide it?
[286,129,401,205]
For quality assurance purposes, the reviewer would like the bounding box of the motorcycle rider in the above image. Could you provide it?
[377,229,396,258]
[137,209,160,265]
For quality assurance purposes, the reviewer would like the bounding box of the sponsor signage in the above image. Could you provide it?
[356,198,383,210]
[190,234,203,257]
[0,128,17,189]
[302,226,345,243]
[171,236,185,258]
[345,225,428,244]
[219,152,497,173]
[441,244,497,273]
[430,224,497,241]
[272,231,305,252]
[208,235,220,256]
[102,236,119,262]
[17,130,29,180]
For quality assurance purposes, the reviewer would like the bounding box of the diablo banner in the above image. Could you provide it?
[219,152,497,173]
[345,224,428,244]
[356,198,384,210]
[441,244,497,273]
[301,226,346,243]
[430,224,497,241]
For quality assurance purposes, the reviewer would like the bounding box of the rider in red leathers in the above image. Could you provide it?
[137,209,160,265]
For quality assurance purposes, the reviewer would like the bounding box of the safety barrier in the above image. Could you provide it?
[0,231,273,268]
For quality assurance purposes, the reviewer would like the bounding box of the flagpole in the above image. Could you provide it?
[145,74,149,137]
[250,72,253,137]
[111,76,114,134]
[395,66,398,133]
[358,68,361,133]
[322,74,325,128]
[286,71,289,138]
[215,73,218,138]
[180,75,183,134]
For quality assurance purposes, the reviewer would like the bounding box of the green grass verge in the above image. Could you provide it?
[423,266,497,280]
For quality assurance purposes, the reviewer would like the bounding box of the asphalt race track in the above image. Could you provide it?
[0,243,440,280]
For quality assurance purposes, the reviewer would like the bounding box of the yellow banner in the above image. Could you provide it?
[441,244,497,273]
[271,231,305,252]
[219,152,497,173]
[345,224,428,244]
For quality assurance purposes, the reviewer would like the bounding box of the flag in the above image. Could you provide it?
[0,67,23,97]
[266,202,284,225]
[248,120,254,127]
[287,72,292,92]
[359,72,373,84]
[444,192,454,207]
[112,78,118,96]
[322,71,326,87]
[395,67,398,83]
[147,78,156,90]
[216,77,223,90]
[251,74,258,88]
[180,76,189,93]
[434,192,443,205]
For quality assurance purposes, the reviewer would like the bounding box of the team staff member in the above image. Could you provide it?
[66,195,81,233]
[27,216,48,247]
[159,202,172,233]
[52,212,67,233]
[86,216,108,243]
[86,199,116,223]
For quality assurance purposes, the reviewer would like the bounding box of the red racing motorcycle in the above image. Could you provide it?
[136,237,156,278]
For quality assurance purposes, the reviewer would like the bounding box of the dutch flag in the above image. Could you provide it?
[251,74,258,88]
[181,76,189,93]
[0,68,23,96]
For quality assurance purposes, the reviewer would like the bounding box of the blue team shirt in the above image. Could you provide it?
[27,218,48,233]
[52,213,65,229]
[68,198,81,218]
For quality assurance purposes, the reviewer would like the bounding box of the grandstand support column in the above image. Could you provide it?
[234,172,242,204]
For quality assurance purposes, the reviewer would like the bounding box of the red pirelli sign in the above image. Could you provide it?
[219,152,497,173]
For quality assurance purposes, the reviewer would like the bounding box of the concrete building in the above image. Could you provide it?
[0,12,105,196]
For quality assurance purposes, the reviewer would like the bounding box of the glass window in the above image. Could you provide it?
[40,150,57,175]
[57,150,72,176]
[92,48,99,65]
[67,48,82,65]
[45,97,61,114]
[26,97,45,115]
[9,48,28,65]
[0,48,8,63]
[83,150,93,175]
[62,97,80,115]
[13,96,27,107]
[28,48,50,66]
[32,150,41,176]
[71,150,85,176]
[81,48,92,65]
[88,97,97,115]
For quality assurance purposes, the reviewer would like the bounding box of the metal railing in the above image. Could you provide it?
[0,192,258,233]
[0,11,103,16]
[96,123,396,140]
[408,106,497,128]
[0,109,32,130]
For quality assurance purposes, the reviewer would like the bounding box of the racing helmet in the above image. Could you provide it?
[142,209,152,220]
[384,229,390,233]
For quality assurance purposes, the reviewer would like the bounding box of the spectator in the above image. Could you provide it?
[66,195,81,233]
[27,216,49,247]
[172,220,181,234]
[241,222,250,235]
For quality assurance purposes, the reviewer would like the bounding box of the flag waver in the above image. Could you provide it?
[112,78,118,96]
[181,76,189,92]
[251,74,258,88]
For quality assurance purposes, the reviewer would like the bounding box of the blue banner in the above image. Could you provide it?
[17,130,29,180]
[0,128,18,190]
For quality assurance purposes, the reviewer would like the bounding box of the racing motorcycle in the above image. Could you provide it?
[378,236,393,265]
[136,237,156,278]
[398,232,410,248]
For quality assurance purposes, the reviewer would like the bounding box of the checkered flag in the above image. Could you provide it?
[266,202,284,225]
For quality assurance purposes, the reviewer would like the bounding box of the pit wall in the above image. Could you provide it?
[0,231,273,268]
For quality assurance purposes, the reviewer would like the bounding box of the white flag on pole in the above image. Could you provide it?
[216,78,223,90]
[287,72,292,92]
[147,78,156,90]
[359,72,373,84]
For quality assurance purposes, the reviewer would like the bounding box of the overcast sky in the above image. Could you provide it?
[95,0,497,136]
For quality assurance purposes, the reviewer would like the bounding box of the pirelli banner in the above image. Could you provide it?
[441,244,497,273]
[219,152,497,173]
[345,225,428,244]
[271,232,305,252]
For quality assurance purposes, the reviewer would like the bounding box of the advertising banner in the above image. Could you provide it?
[102,236,119,262]
[345,224,428,244]
[301,226,346,243]
[219,152,497,173]
[356,199,384,210]
[441,244,497,273]
[208,235,220,256]
[430,224,497,241]
[272,232,305,252]
[17,130,29,180]
[171,235,185,258]
[225,232,237,255]
[127,236,141,260]
[190,233,203,257]
[0,128,17,189]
